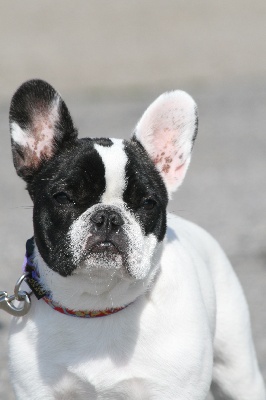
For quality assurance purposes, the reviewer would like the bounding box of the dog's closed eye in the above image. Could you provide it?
[53,192,74,205]
[141,198,157,211]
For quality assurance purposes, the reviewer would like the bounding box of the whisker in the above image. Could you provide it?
[9,206,33,210]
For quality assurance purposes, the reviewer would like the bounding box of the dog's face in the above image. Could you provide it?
[9,80,197,288]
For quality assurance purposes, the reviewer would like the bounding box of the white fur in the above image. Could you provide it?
[65,200,160,308]
[8,89,265,399]
[95,139,127,203]
[9,214,265,399]
[11,122,29,147]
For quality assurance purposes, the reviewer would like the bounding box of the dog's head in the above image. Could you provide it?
[10,80,197,299]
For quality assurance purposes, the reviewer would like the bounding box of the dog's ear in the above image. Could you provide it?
[133,90,198,196]
[9,79,77,182]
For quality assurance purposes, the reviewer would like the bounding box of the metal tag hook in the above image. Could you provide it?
[0,273,32,317]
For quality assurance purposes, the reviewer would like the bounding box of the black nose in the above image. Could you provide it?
[91,209,124,233]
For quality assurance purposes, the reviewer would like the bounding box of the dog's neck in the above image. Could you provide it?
[29,243,162,313]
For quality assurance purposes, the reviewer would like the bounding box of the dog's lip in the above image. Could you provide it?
[89,240,120,254]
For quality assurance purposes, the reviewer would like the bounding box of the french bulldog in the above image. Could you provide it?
[8,80,265,399]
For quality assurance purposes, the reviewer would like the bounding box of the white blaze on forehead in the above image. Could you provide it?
[94,139,128,203]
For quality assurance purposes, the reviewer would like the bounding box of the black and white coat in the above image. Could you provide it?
[8,80,265,399]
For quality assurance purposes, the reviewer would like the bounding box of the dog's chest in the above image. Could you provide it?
[54,360,156,400]
[31,300,178,399]
[19,285,211,400]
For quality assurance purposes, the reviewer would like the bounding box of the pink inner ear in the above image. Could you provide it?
[135,90,197,194]
[11,99,60,169]
[31,113,57,158]
[152,128,191,192]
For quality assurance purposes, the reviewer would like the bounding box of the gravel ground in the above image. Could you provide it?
[0,1,266,398]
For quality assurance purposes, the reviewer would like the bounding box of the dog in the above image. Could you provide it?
[8,80,265,399]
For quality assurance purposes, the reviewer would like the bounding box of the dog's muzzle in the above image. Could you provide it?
[86,209,127,255]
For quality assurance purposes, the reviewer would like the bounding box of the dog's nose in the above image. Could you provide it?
[91,210,124,233]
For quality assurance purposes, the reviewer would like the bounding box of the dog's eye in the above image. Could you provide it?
[141,198,157,210]
[53,192,73,205]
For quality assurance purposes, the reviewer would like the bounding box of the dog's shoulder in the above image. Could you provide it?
[166,213,221,255]
[164,213,234,283]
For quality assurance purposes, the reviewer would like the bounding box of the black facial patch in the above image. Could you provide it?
[31,139,107,276]
[123,137,168,242]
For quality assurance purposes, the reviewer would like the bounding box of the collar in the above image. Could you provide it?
[23,237,129,318]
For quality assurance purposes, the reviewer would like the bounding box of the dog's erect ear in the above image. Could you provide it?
[9,79,77,182]
[133,91,198,196]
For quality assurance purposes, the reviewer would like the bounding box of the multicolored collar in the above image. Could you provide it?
[23,237,129,318]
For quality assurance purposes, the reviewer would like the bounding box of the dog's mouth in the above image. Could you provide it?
[78,238,126,276]
[79,235,129,273]
[90,240,120,255]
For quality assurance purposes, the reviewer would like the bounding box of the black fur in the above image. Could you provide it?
[10,80,168,277]
[32,139,107,276]
[9,79,77,183]
[123,138,168,242]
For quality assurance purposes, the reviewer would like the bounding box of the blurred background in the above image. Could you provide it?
[0,1,266,398]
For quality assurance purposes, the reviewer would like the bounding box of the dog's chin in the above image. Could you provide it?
[78,241,125,272]
[73,251,126,295]
[81,252,123,271]
[75,248,125,276]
